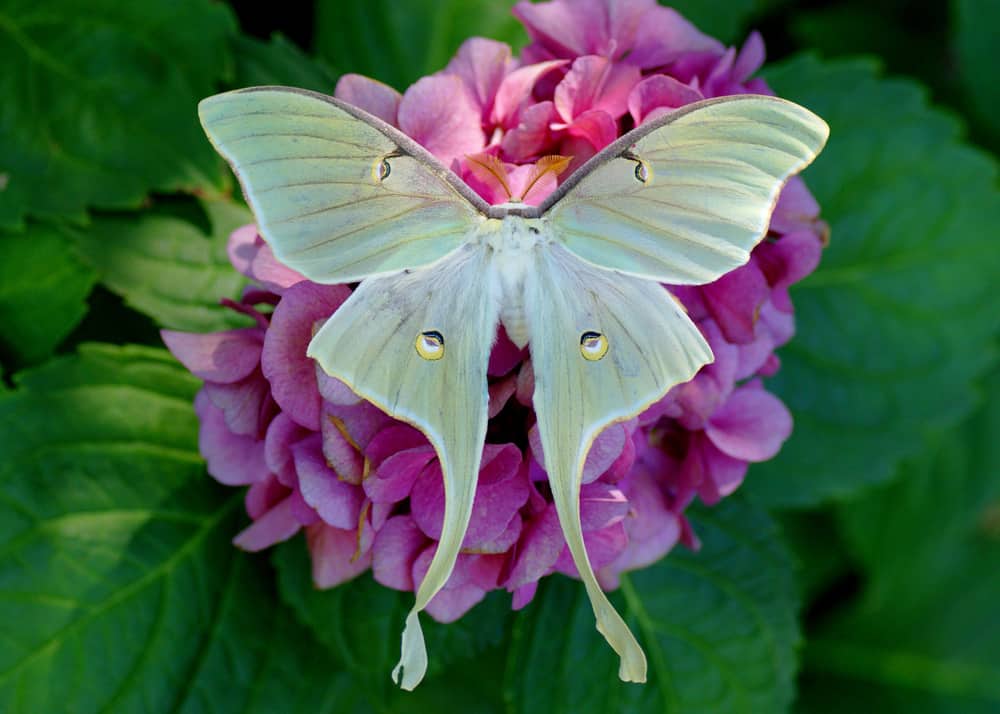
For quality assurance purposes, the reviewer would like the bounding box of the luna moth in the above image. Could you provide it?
[199,86,828,690]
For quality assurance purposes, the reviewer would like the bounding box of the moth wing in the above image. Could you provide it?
[541,95,828,284]
[199,86,488,283]
[307,244,501,690]
[524,243,713,683]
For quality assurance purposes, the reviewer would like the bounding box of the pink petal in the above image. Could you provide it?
[316,369,362,405]
[514,0,652,59]
[203,374,273,438]
[321,410,365,485]
[261,281,351,430]
[505,505,563,588]
[579,482,629,530]
[564,108,619,151]
[335,74,402,126]
[732,31,765,83]
[554,521,628,576]
[416,549,505,622]
[445,37,514,122]
[264,411,309,487]
[488,374,518,418]
[294,435,364,529]
[511,581,538,610]
[162,328,263,383]
[500,100,559,161]
[629,5,723,68]
[492,59,568,127]
[245,474,289,520]
[410,444,527,549]
[554,55,639,122]
[373,515,428,591]
[195,390,270,486]
[232,494,302,551]
[364,446,437,504]
[325,399,394,452]
[696,443,748,505]
[398,75,486,165]
[771,176,822,233]
[227,226,305,294]
[627,74,703,125]
[705,380,793,461]
[701,261,771,344]
[307,523,372,588]
[670,320,738,430]
[365,423,431,468]
[601,461,680,587]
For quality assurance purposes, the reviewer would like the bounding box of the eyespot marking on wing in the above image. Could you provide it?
[622,150,652,184]
[415,330,445,360]
[579,331,609,361]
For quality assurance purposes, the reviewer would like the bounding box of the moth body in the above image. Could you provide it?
[485,213,548,349]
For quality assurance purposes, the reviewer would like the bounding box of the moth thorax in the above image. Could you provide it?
[500,299,530,349]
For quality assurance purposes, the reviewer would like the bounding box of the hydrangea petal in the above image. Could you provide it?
[232,493,302,551]
[307,523,373,588]
[373,515,428,591]
[162,328,263,383]
[398,75,486,165]
[335,74,402,126]
[195,391,270,486]
[705,380,793,461]
[294,435,365,529]
[445,38,514,122]
[262,281,350,430]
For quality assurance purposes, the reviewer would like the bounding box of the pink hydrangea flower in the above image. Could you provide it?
[166,0,827,684]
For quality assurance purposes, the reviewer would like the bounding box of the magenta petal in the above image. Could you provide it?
[488,325,528,376]
[203,375,272,438]
[554,521,628,576]
[554,55,638,122]
[732,31,765,83]
[602,461,680,586]
[446,37,514,122]
[579,482,629,530]
[511,581,538,610]
[325,400,394,452]
[515,0,651,60]
[162,328,263,383]
[627,74,702,124]
[316,368,362,405]
[488,374,518,418]
[307,523,372,588]
[671,320,738,429]
[701,260,771,344]
[365,446,436,504]
[365,423,429,468]
[501,101,559,161]
[492,59,568,126]
[580,422,629,483]
[227,226,305,293]
[771,176,822,233]
[294,435,364,529]
[232,494,301,551]
[505,505,563,588]
[373,515,428,591]
[195,391,270,486]
[245,474,288,520]
[696,443,748,505]
[335,73,402,126]
[416,549,505,622]
[706,380,793,461]
[411,444,527,549]
[565,108,619,151]
[398,75,486,165]
[755,230,823,312]
[261,281,351,430]
[264,411,309,487]
[629,5,723,68]
[321,413,365,485]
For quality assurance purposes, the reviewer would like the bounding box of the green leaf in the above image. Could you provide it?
[954,0,1000,147]
[0,224,97,365]
[0,344,357,713]
[273,538,511,710]
[667,0,784,45]
[797,375,1000,713]
[71,199,252,332]
[313,0,527,90]
[231,33,339,93]
[504,498,799,714]
[746,55,1000,507]
[0,0,236,228]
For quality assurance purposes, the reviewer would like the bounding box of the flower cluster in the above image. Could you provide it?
[165,0,827,622]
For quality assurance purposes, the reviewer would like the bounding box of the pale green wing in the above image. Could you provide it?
[539,95,829,284]
[523,243,713,683]
[199,87,489,283]
[307,244,500,690]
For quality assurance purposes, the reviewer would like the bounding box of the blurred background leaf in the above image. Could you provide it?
[0,0,237,228]
[312,0,527,90]
[795,369,1000,713]
[505,498,799,714]
[748,55,1000,507]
